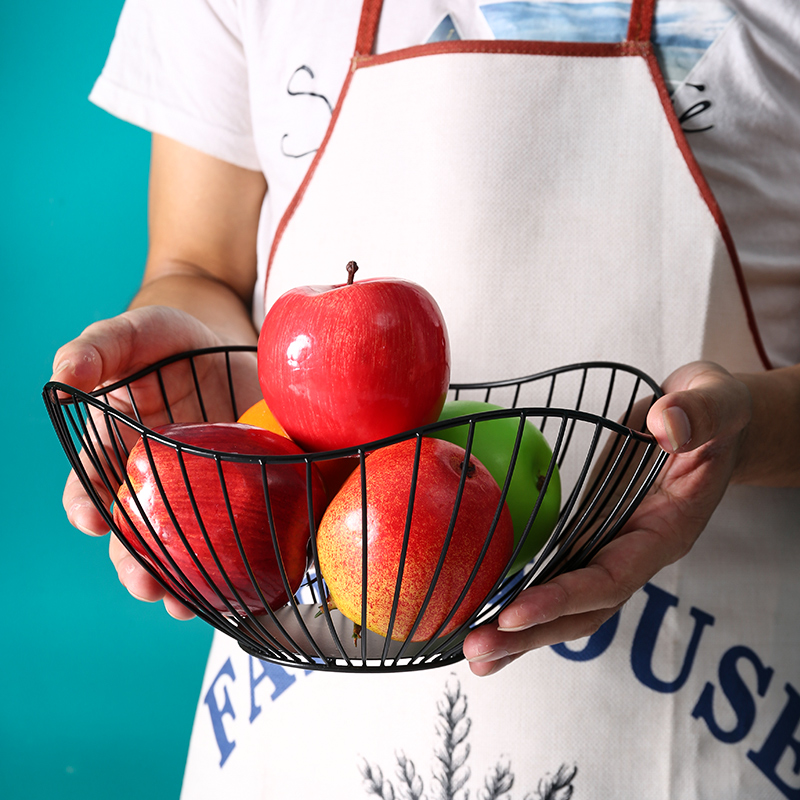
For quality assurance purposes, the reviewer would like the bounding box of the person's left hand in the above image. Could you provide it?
[462,361,752,676]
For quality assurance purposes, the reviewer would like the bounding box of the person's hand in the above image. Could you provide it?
[462,361,752,676]
[51,304,260,619]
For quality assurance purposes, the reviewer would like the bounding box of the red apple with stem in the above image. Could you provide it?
[316,438,514,642]
[113,422,327,616]
[258,261,451,453]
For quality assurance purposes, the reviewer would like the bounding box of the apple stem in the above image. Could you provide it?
[346,260,359,285]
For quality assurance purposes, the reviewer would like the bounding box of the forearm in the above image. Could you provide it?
[130,134,267,350]
[733,363,800,487]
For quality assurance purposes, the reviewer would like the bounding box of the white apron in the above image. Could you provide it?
[181,2,800,797]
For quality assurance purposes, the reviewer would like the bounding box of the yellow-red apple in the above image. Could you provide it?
[316,438,514,642]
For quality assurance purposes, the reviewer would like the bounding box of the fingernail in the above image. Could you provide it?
[53,359,72,377]
[497,623,532,633]
[69,500,104,536]
[663,406,691,452]
[119,554,140,577]
[497,601,544,632]
[467,648,509,664]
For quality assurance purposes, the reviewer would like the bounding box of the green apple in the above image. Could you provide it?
[430,400,561,574]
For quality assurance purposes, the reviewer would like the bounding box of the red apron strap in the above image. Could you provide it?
[627,0,656,43]
[355,0,384,57]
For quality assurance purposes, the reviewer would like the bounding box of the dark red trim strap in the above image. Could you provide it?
[627,0,656,43]
[642,48,771,369]
[355,0,383,57]
[354,39,650,70]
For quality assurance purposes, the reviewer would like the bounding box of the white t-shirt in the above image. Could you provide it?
[90,0,800,367]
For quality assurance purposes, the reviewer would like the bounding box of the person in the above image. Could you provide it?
[52,0,800,796]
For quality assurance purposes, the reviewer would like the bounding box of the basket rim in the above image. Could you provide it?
[65,344,664,397]
[43,385,663,462]
[42,346,665,461]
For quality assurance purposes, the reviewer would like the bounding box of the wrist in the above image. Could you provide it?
[731,366,800,487]
[131,269,259,348]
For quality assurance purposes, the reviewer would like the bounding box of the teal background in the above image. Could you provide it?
[2,3,213,799]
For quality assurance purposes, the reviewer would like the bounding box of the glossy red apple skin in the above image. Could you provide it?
[316,438,514,642]
[112,422,327,616]
[258,269,451,453]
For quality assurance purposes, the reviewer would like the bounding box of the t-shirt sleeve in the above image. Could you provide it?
[89,0,261,171]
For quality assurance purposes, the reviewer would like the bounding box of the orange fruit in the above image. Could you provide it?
[237,399,290,438]
[238,398,357,499]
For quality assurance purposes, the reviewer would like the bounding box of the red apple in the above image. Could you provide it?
[258,261,450,452]
[316,438,514,642]
[112,422,327,616]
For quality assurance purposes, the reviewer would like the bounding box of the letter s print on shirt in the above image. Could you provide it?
[281,65,333,159]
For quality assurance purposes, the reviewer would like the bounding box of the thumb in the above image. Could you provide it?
[50,306,219,392]
[647,362,752,454]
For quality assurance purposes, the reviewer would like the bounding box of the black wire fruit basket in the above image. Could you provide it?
[43,346,668,673]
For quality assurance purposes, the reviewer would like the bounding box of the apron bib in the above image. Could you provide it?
[181,2,800,797]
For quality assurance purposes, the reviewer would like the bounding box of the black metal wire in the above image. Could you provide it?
[43,347,667,673]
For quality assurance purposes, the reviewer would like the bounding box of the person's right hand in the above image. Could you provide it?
[51,304,261,618]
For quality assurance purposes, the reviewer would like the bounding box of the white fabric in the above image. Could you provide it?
[90,0,800,366]
[89,0,262,170]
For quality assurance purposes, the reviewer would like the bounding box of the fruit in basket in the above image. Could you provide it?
[257,261,450,452]
[112,422,327,616]
[314,454,360,500]
[238,398,358,498]
[316,438,514,642]
[237,398,289,438]
[431,401,561,573]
